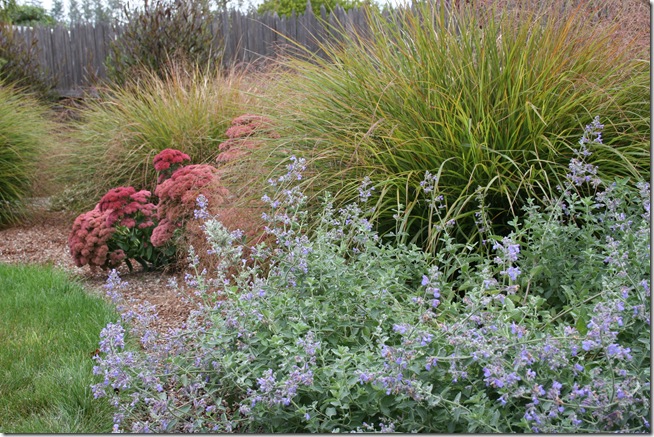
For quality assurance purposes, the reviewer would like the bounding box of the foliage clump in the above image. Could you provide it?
[265,1,650,254]
[91,122,650,433]
[256,0,363,18]
[68,186,173,272]
[106,0,218,85]
[0,82,51,226]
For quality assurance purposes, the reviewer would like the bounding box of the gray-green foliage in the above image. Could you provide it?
[92,142,650,432]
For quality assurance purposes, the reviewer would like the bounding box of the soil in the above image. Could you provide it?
[0,198,194,333]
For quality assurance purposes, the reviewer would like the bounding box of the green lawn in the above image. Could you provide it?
[0,263,118,433]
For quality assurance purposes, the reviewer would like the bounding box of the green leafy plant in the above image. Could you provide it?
[0,81,51,226]
[257,0,366,17]
[261,1,649,253]
[6,3,56,26]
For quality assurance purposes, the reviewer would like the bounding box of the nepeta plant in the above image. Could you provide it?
[92,121,650,432]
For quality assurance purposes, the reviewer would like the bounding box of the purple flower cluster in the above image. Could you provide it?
[421,265,442,309]
[492,236,521,282]
[566,116,603,188]
[358,176,375,202]
[89,147,649,433]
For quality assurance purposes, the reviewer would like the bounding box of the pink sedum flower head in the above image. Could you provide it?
[216,114,279,164]
[151,164,230,247]
[68,206,124,271]
[153,148,191,183]
[150,218,179,248]
[98,186,156,228]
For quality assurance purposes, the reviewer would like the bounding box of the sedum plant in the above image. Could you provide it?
[91,123,650,432]
[151,148,231,249]
[68,186,175,272]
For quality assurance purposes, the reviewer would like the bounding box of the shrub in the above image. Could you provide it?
[0,81,51,226]
[91,124,650,432]
[60,63,251,212]
[0,24,55,98]
[68,186,175,272]
[106,0,218,85]
[261,1,650,253]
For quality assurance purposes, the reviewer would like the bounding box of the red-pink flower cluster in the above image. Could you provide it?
[68,186,157,271]
[98,186,156,228]
[68,207,125,271]
[153,148,191,183]
[151,163,230,247]
[216,114,279,163]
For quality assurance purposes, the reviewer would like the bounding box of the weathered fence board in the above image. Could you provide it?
[6,4,377,94]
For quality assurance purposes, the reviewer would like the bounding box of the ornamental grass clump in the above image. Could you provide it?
[91,122,650,432]
[0,82,51,226]
[61,63,253,211]
[68,186,174,272]
[262,1,650,253]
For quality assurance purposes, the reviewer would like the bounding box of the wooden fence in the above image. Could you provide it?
[5,1,627,96]
[7,4,375,95]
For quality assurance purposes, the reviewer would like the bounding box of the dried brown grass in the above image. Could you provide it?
[472,0,650,56]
